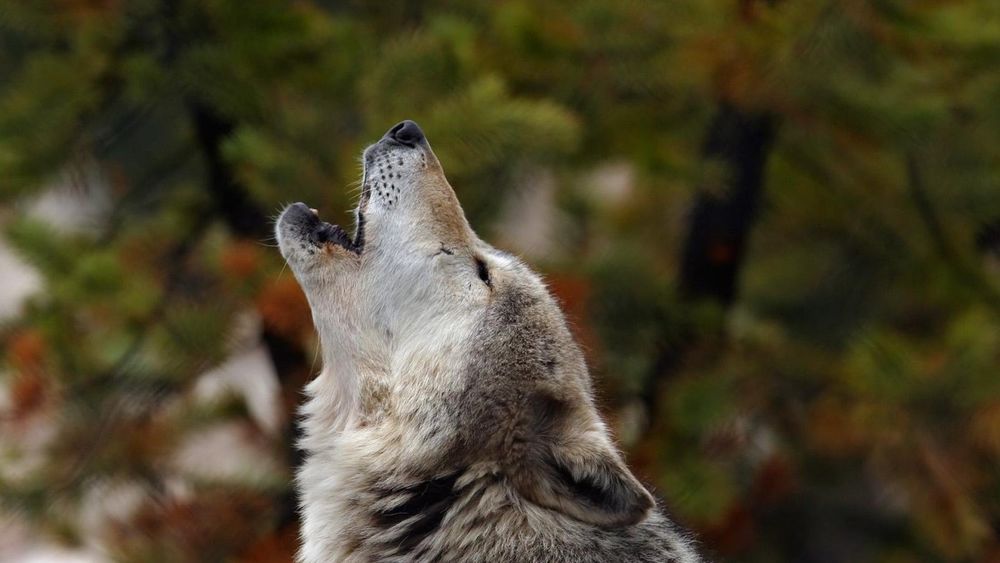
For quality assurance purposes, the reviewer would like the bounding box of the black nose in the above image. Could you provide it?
[385,120,425,146]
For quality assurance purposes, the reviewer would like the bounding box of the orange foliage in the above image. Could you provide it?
[238,524,298,563]
[6,329,50,419]
[8,372,47,421]
[698,502,755,556]
[7,328,47,373]
[805,398,868,458]
[115,490,275,560]
[221,240,264,280]
[55,0,118,21]
[256,277,312,340]
[546,273,599,358]
[750,455,797,506]
[969,401,1000,457]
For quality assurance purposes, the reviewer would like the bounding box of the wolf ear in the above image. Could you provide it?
[512,395,654,527]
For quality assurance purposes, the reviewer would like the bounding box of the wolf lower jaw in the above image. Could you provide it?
[295,390,702,563]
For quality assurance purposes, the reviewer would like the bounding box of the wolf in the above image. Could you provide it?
[276,121,703,562]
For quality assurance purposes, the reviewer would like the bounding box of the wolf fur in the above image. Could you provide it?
[276,121,703,562]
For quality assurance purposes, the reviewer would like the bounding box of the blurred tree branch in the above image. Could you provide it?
[905,152,1000,313]
[188,100,308,526]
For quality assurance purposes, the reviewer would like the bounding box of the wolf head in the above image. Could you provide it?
[276,121,654,528]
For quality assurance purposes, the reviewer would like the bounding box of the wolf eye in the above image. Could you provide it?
[475,257,491,288]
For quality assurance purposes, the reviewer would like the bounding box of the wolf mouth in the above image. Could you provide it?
[317,218,362,254]
[286,202,364,255]
[285,120,427,258]
[296,154,373,256]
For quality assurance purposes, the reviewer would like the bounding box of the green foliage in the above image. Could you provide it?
[0,0,998,561]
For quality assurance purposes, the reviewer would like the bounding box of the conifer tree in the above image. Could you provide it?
[1,1,998,561]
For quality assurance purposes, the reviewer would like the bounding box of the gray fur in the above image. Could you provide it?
[276,122,704,562]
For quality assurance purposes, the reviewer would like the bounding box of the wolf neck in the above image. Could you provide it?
[295,368,470,563]
[295,375,699,563]
[297,367,358,453]
[300,316,392,447]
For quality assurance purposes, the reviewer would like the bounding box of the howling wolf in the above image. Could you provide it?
[276,121,703,562]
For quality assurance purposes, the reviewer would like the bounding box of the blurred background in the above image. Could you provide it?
[1,1,998,561]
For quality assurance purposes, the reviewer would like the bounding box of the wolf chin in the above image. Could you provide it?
[276,121,703,562]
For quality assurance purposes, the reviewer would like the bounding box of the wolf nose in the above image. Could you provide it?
[385,120,425,146]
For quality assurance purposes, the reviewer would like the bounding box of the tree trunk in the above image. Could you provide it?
[678,103,776,305]
[637,104,776,422]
